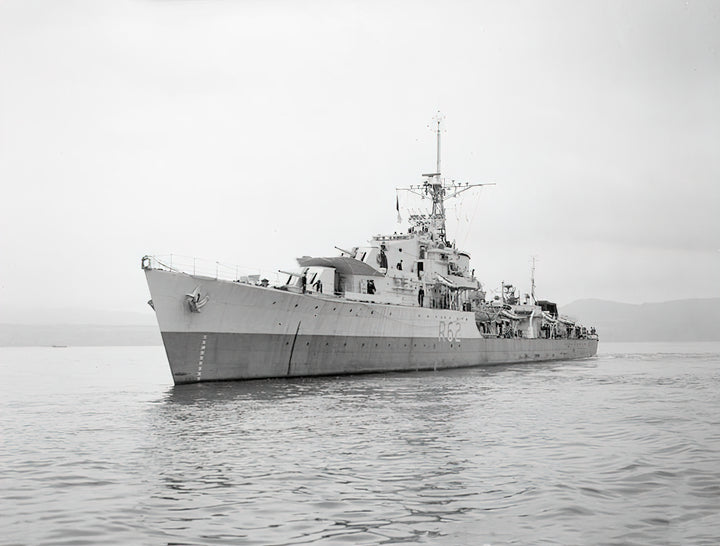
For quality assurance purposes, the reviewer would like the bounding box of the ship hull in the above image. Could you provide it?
[146,269,598,384]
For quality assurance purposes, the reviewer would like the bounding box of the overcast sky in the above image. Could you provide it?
[1,0,718,318]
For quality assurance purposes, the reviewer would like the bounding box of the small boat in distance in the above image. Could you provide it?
[143,119,598,384]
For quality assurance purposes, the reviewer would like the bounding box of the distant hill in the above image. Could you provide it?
[0,306,160,347]
[560,298,720,342]
[0,324,161,347]
[0,306,156,326]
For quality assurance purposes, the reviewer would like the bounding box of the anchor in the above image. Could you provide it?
[185,286,209,312]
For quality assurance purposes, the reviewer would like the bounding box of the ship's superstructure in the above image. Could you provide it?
[143,119,597,384]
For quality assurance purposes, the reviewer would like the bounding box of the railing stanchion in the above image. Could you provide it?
[152,255,263,282]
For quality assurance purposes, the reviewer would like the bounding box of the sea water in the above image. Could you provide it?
[1,343,719,545]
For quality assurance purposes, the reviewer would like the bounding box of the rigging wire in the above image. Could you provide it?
[460,189,483,248]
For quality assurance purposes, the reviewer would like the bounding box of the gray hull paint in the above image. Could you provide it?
[162,331,598,384]
[145,268,598,384]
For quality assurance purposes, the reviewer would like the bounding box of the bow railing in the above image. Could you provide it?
[141,254,269,284]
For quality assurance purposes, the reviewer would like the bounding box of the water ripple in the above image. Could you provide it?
[1,344,720,544]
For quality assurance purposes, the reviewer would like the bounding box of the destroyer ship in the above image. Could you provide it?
[143,121,598,384]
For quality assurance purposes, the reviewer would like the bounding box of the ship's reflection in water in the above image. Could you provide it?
[143,364,583,544]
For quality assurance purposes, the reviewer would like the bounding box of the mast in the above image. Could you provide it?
[396,113,495,241]
[431,112,444,238]
[530,255,537,303]
[435,111,441,175]
[415,112,446,238]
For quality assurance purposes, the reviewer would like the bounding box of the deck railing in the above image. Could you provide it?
[141,254,269,284]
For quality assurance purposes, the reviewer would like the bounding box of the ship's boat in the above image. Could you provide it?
[142,120,598,384]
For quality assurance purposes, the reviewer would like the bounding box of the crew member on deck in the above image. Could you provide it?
[378,245,388,269]
[418,286,424,307]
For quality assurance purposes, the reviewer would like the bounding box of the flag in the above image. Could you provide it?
[396,195,402,223]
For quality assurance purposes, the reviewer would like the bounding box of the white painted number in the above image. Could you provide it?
[439,320,461,342]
